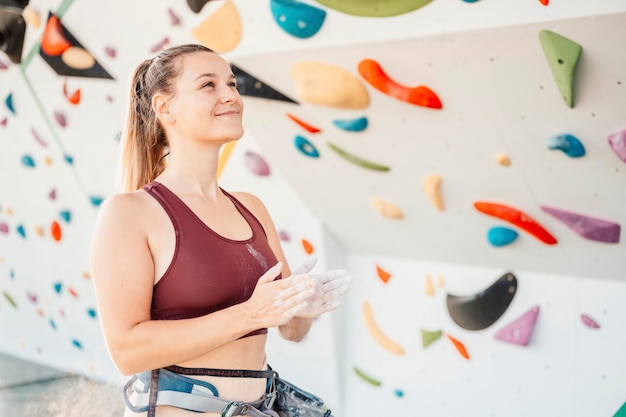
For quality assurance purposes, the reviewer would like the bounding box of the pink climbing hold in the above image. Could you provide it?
[48,188,57,200]
[0,117,7,127]
[244,151,271,176]
[0,221,9,234]
[495,305,540,346]
[581,313,600,329]
[541,205,620,243]
[54,110,67,127]
[168,7,182,25]
[608,129,626,164]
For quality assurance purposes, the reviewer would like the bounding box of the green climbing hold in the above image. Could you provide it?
[313,0,432,17]
[539,30,582,108]
[421,329,443,348]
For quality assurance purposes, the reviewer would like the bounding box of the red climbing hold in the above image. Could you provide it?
[474,201,557,245]
[357,59,442,109]
[41,15,72,56]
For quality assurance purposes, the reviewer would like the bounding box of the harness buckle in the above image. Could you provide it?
[222,401,244,417]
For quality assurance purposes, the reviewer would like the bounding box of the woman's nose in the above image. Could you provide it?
[219,85,238,103]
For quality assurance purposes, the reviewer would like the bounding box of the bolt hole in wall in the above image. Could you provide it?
[1,0,626,417]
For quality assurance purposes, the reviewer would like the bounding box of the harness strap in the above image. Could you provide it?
[147,369,159,417]
[165,365,276,379]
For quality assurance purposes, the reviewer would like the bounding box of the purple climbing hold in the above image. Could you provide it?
[541,205,620,243]
[244,151,271,176]
[495,305,540,346]
[608,129,626,164]
[54,110,67,127]
[581,313,600,329]
[0,59,8,70]
[0,222,8,234]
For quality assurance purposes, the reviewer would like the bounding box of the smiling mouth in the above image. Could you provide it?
[216,110,240,116]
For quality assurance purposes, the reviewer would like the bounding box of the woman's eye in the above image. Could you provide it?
[229,82,238,89]
[203,82,215,88]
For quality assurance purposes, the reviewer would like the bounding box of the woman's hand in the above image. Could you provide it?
[244,262,316,328]
[290,256,353,319]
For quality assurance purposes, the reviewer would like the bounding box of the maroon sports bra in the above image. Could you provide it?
[143,181,279,338]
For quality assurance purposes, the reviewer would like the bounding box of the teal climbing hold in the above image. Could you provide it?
[487,226,518,247]
[547,133,585,158]
[539,30,582,108]
[295,135,320,158]
[49,319,57,330]
[64,154,74,164]
[21,155,35,168]
[16,224,26,238]
[87,308,97,318]
[53,282,63,294]
[333,116,368,132]
[59,210,71,223]
[71,339,83,349]
[5,92,15,114]
[270,0,326,39]
[90,195,104,207]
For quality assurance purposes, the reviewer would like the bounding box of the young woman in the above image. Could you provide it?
[90,44,351,417]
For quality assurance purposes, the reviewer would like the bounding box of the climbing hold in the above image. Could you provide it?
[89,196,104,207]
[232,64,298,104]
[5,92,15,114]
[461,0,480,2]
[370,197,404,220]
[49,319,57,330]
[63,81,81,105]
[53,282,63,294]
[539,0,549,5]
[333,116,368,132]
[539,30,582,107]
[104,46,116,58]
[376,264,391,284]
[59,210,71,223]
[353,366,382,387]
[446,334,470,360]
[87,308,97,319]
[150,37,170,53]
[421,329,442,348]
[437,274,445,288]
[0,59,7,70]
[71,339,83,349]
[495,305,540,346]
[474,201,557,245]
[26,292,37,304]
[191,0,242,53]
[31,128,48,147]
[547,133,585,157]
[34,225,45,237]
[422,174,443,211]
[608,129,626,164]
[270,0,326,39]
[494,153,511,166]
[301,239,314,254]
[187,0,212,13]
[51,220,62,242]
[3,291,18,308]
[394,389,404,398]
[64,154,74,164]
[0,222,8,234]
[294,135,320,158]
[541,205,620,243]
[68,287,79,298]
[244,151,271,176]
[487,226,519,247]
[580,313,600,329]
[424,273,435,296]
[21,155,35,168]
[278,230,290,242]
[54,111,67,127]
[358,59,442,109]
[0,117,7,126]
[363,300,406,355]
[49,189,57,200]
[62,46,95,70]
[287,113,321,133]
[328,142,390,171]
[313,0,432,17]
[41,14,71,56]
[168,7,181,25]
[447,271,517,331]
[290,61,370,109]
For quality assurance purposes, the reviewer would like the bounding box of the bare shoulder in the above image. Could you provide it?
[230,191,270,217]
[97,190,153,225]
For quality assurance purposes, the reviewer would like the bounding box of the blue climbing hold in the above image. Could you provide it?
[64,154,74,164]
[53,282,63,294]
[333,116,368,132]
[487,226,519,247]
[295,135,320,158]
[16,224,26,238]
[71,339,83,349]
[89,195,104,207]
[87,308,97,319]
[21,155,35,168]
[5,92,15,114]
[547,133,585,158]
[270,0,326,39]
[59,210,71,223]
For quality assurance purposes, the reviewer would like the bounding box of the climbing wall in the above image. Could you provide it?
[1,0,625,416]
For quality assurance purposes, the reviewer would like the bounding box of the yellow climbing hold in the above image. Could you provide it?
[424,273,435,297]
[290,61,370,109]
[495,153,511,166]
[192,0,242,53]
[437,274,445,289]
[370,197,404,220]
[62,46,95,70]
[422,174,443,211]
[363,300,406,355]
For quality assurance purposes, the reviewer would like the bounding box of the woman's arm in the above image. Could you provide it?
[90,193,313,375]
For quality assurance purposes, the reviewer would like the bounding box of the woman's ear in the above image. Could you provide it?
[152,93,175,124]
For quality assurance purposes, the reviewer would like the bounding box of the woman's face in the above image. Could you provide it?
[164,51,245,145]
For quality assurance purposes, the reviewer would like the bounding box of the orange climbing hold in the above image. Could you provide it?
[539,0,548,5]
[287,113,321,133]
[63,81,81,105]
[358,59,442,109]
[446,333,470,360]
[375,264,391,284]
[41,15,72,56]
[474,201,557,245]
[50,220,62,242]
[301,239,314,254]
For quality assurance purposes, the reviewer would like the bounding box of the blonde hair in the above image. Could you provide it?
[118,44,215,192]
